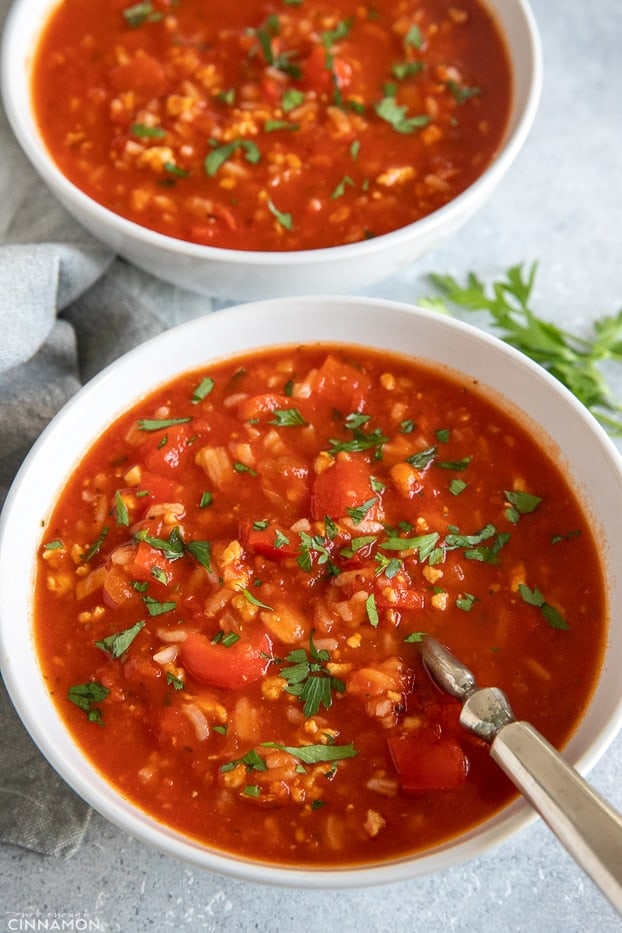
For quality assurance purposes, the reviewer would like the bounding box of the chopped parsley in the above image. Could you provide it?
[143,595,176,616]
[122,0,162,27]
[204,138,261,176]
[192,376,215,404]
[239,587,273,611]
[114,490,130,527]
[267,197,293,230]
[504,489,542,524]
[279,631,345,717]
[131,123,166,138]
[82,526,109,563]
[137,416,191,431]
[261,741,357,764]
[374,95,430,134]
[67,682,109,725]
[95,620,145,658]
[166,672,185,690]
[269,408,307,426]
[518,584,570,630]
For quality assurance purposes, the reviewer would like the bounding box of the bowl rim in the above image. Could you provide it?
[0,0,543,266]
[1,295,621,888]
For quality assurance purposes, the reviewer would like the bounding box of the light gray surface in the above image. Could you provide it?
[1,0,622,930]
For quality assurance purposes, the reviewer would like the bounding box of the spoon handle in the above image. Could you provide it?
[491,720,622,914]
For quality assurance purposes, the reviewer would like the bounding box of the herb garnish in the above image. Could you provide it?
[82,527,109,562]
[131,123,166,138]
[192,376,215,403]
[329,413,388,458]
[279,631,345,716]
[406,446,436,469]
[204,139,261,176]
[114,490,130,527]
[134,526,212,570]
[122,1,163,28]
[446,80,481,104]
[220,749,267,773]
[95,620,145,658]
[374,95,430,134]
[504,489,542,524]
[296,531,333,573]
[239,587,273,611]
[456,593,479,612]
[143,595,176,616]
[267,197,293,230]
[67,682,109,725]
[346,497,377,524]
[269,408,307,426]
[518,583,570,630]
[423,263,622,434]
[261,741,357,764]
[137,416,191,431]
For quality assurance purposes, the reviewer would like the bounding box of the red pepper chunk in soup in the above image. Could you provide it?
[31,0,512,250]
[36,345,606,866]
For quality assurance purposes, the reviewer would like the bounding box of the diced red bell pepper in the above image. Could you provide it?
[309,354,372,413]
[237,393,301,423]
[240,520,300,560]
[387,733,468,793]
[137,470,180,504]
[126,539,172,583]
[142,424,191,475]
[311,454,380,521]
[102,566,138,608]
[180,629,272,690]
[301,45,352,95]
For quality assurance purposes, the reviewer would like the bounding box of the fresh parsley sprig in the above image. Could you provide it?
[423,263,622,434]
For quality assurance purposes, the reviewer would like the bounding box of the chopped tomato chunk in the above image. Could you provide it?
[240,520,300,560]
[237,393,301,423]
[387,733,468,792]
[311,453,381,521]
[127,539,171,582]
[301,45,352,95]
[309,355,373,413]
[180,630,272,690]
[142,424,191,474]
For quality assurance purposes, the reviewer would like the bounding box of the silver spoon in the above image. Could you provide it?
[421,636,622,914]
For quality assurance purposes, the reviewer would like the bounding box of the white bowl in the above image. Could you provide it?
[0,0,542,300]
[1,296,621,887]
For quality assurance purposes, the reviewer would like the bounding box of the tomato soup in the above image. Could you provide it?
[31,0,512,251]
[35,345,606,866]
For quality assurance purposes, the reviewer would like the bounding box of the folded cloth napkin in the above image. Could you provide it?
[0,241,215,856]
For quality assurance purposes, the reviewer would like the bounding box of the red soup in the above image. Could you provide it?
[31,0,512,250]
[35,345,606,866]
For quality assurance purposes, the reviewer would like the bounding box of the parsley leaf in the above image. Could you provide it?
[279,631,345,716]
[518,583,570,630]
[67,682,109,724]
[205,139,261,176]
[269,408,307,426]
[423,263,622,434]
[95,620,145,658]
[261,741,357,764]
[505,489,542,524]
[374,95,430,134]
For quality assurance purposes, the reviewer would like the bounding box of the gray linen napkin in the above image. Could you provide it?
[0,243,215,856]
[0,0,220,853]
